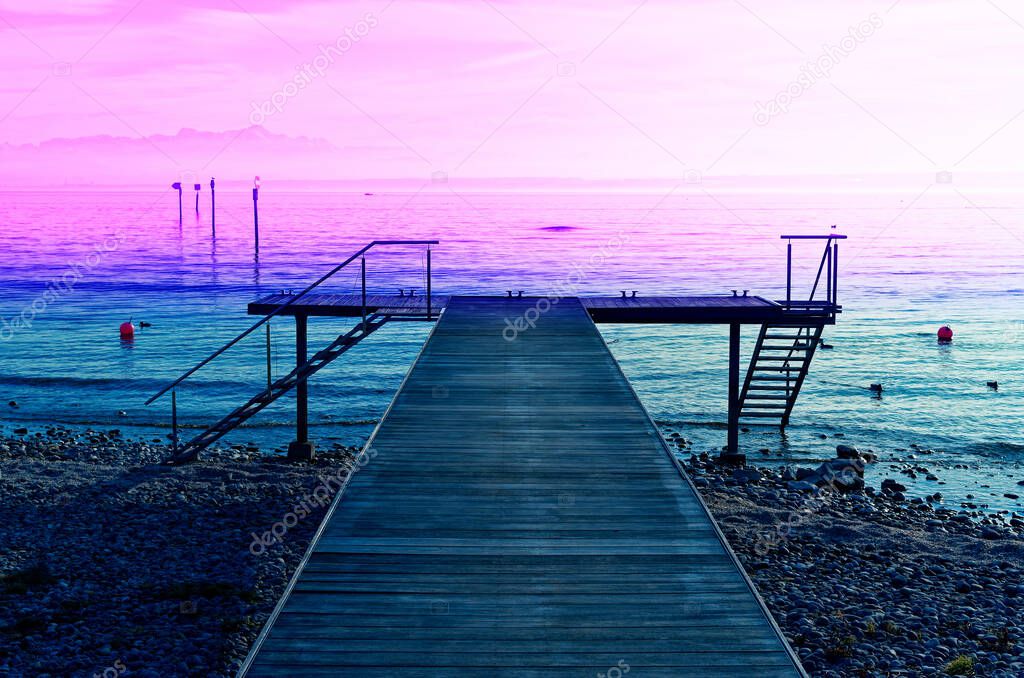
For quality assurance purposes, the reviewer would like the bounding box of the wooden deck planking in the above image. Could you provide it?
[240,296,804,677]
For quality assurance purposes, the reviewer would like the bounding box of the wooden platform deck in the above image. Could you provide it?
[239,296,804,677]
[249,292,790,324]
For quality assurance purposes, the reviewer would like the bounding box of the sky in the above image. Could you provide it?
[1,0,1024,182]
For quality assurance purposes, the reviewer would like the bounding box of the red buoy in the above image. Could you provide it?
[937,325,953,342]
[120,321,135,340]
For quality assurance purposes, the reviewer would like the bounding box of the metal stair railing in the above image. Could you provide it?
[780,233,847,322]
[170,313,390,463]
[146,240,438,459]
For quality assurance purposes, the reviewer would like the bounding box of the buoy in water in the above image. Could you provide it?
[119,321,135,340]
[869,383,883,393]
[987,381,998,390]
[937,325,953,342]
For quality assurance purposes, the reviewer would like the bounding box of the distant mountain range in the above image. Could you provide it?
[0,126,345,187]
[2,126,1022,192]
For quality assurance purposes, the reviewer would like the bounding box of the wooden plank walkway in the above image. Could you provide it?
[239,296,805,677]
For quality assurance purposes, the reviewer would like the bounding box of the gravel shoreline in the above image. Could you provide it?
[2,427,1023,676]
[672,434,1024,677]
[0,427,359,677]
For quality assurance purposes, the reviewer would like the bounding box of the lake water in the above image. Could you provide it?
[1,188,1022,512]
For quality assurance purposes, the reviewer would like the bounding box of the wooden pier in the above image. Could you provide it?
[238,296,805,677]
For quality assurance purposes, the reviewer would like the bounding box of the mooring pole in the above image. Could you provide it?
[210,178,216,234]
[252,181,260,258]
[721,323,745,465]
[194,183,200,215]
[172,182,183,224]
[288,314,314,461]
[426,247,432,319]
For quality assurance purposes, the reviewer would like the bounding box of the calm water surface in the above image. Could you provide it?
[0,189,1022,511]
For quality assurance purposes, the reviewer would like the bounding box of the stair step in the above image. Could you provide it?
[748,375,799,382]
[754,366,802,372]
[739,412,785,418]
[761,344,812,351]
[743,394,790,400]
[742,403,788,409]
[746,385,794,391]
[763,334,807,340]
[756,356,807,362]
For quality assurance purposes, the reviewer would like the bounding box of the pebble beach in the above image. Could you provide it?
[0,427,356,677]
[1,427,1022,677]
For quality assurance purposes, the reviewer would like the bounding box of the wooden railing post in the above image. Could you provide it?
[426,247,432,319]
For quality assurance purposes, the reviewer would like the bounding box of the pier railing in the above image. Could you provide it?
[146,240,438,453]
[780,234,846,321]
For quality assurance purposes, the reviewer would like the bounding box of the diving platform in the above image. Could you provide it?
[237,296,806,677]
[249,292,810,325]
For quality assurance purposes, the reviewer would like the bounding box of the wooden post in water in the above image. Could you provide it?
[721,322,745,464]
[210,178,216,234]
[426,247,432,319]
[288,314,314,460]
[252,178,260,258]
[172,182,183,224]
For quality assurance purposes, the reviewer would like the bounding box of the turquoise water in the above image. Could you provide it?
[0,189,1022,510]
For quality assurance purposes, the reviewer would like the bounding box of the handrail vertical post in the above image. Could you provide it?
[171,390,178,456]
[832,237,839,319]
[361,255,367,331]
[785,239,792,309]
[426,247,432,319]
[825,242,832,305]
[266,322,272,393]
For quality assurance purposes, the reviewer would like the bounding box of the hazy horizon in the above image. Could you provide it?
[3,0,1024,188]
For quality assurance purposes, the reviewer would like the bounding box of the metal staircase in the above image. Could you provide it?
[736,232,845,429]
[147,240,439,464]
[169,314,389,464]
[738,322,824,428]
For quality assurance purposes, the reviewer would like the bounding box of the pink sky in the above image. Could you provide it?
[2,0,1024,181]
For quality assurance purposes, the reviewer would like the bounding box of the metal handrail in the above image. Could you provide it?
[146,240,438,406]
[781,234,846,316]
